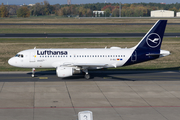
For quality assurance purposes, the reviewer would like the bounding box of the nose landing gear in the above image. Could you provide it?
[32,68,35,77]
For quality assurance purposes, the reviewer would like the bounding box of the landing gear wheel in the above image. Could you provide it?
[32,68,35,78]
[85,74,90,79]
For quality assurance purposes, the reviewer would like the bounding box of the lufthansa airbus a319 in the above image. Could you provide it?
[8,20,170,79]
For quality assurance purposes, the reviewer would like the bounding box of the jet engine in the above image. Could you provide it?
[56,66,81,78]
[56,67,73,77]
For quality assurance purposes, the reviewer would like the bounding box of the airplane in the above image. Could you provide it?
[8,20,170,79]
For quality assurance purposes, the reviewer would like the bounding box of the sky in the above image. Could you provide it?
[1,0,179,5]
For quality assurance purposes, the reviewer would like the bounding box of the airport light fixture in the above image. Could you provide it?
[78,111,93,120]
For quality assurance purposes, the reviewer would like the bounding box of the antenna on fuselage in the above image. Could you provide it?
[34,47,36,49]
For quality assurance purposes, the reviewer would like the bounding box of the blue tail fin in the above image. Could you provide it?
[124,20,167,66]
[135,20,167,51]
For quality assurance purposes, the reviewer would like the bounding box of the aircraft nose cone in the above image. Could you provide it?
[8,58,14,66]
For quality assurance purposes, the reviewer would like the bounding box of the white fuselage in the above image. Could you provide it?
[8,47,134,69]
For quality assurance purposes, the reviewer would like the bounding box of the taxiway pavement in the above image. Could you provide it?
[0,70,180,120]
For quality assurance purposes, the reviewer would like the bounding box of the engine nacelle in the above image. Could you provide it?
[56,67,73,77]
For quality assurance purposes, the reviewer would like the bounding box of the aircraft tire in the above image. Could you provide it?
[85,74,90,79]
[32,74,34,77]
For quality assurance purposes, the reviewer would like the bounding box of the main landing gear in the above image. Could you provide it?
[32,68,35,77]
[85,74,90,79]
[83,69,90,79]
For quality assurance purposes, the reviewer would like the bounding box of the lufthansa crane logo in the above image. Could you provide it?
[146,33,161,48]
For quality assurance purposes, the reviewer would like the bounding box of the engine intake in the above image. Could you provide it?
[56,67,81,78]
[56,67,73,77]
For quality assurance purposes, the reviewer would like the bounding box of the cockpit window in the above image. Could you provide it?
[15,54,24,58]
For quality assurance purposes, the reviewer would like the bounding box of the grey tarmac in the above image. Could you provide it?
[0,70,180,120]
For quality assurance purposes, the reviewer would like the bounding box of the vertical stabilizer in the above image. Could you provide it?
[124,20,168,66]
[134,20,167,51]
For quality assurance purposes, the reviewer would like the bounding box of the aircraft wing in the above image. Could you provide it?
[52,62,108,68]
[72,63,108,67]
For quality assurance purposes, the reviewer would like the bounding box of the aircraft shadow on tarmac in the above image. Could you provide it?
[26,67,180,81]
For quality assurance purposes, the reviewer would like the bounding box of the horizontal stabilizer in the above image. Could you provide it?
[146,53,161,56]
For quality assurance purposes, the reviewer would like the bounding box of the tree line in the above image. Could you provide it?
[0,1,180,18]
